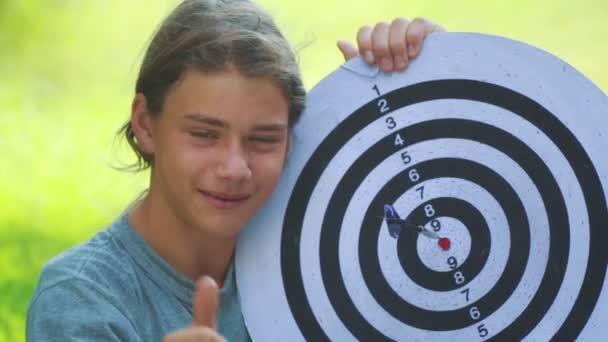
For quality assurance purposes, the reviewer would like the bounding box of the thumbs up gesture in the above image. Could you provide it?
[163,276,226,342]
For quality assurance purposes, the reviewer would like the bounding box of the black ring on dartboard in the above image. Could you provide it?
[359,157,527,330]
[280,80,608,341]
[396,197,492,292]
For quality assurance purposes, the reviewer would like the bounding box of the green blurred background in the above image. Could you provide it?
[0,0,606,339]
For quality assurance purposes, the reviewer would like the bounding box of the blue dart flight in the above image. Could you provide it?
[384,204,404,238]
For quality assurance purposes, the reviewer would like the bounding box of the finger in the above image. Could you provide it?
[192,276,219,329]
[388,17,410,70]
[336,40,359,61]
[356,25,374,64]
[371,22,392,72]
[406,17,443,59]
[163,327,226,342]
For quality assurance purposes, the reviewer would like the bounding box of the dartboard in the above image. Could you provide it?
[235,32,608,341]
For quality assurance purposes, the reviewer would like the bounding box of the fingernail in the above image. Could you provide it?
[408,44,418,57]
[364,50,374,63]
[380,57,393,71]
[394,55,406,69]
[200,275,217,289]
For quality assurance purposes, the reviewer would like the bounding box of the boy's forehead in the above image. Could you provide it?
[169,69,286,103]
[160,69,289,125]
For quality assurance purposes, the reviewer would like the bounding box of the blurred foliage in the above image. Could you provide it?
[0,0,606,340]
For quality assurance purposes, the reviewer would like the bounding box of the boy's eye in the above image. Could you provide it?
[250,136,281,144]
[190,131,216,139]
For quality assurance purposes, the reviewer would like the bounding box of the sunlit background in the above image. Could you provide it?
[1,0,606,339]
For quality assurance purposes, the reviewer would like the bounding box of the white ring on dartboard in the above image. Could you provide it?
[416,217,472,272]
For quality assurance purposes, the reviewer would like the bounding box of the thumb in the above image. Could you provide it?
[336,40,359,61]
[192,275,219,330]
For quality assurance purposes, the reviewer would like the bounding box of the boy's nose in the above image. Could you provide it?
[215,145,252,182]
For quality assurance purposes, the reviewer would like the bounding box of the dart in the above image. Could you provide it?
[390,218,440,240]
[383,204,442,240]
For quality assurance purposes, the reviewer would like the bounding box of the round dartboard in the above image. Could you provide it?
[235,32,608,341]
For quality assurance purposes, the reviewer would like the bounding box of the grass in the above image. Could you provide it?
[1,0,606,340]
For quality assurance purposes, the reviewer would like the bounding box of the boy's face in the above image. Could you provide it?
[148,67,289,238]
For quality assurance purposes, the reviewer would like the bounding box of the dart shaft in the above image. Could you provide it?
[387,218,440,240]
[418,228,440,240]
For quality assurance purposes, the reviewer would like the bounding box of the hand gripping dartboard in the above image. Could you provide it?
[235,32,608,341]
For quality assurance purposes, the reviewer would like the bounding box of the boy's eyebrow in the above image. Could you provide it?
[183,113,226,127]
[183,113,288,132]
[252,123,288,132]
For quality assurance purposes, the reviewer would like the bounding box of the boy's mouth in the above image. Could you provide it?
[199,190,251,209]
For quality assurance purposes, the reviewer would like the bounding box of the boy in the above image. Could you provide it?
[27,1,443,341]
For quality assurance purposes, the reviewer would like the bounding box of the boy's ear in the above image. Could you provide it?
[130,93,156,155]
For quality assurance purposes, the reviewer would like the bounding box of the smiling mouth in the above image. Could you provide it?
[199,190,251,209]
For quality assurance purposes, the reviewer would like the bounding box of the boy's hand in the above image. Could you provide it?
[163,276,226,342]
[338,17,445,72]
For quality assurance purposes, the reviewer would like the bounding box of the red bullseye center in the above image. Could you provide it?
[438,237,451,251]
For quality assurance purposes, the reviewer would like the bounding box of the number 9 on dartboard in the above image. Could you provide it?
[236,32,608,341]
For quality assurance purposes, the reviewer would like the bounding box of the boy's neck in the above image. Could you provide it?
[128,192,236,287]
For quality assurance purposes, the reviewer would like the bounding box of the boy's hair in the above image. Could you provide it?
[118,0,306,171]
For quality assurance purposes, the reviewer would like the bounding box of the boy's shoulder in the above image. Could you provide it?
[27,217,145,340]
[31,216,140,304]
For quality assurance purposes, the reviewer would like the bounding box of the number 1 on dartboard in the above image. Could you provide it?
[372,84,381,96]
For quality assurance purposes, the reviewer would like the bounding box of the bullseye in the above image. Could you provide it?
[438,237,451,251]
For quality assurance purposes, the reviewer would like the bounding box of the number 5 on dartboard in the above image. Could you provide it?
[478,324,489,338]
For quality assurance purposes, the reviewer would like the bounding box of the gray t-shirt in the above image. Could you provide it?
[27,212,250,341]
